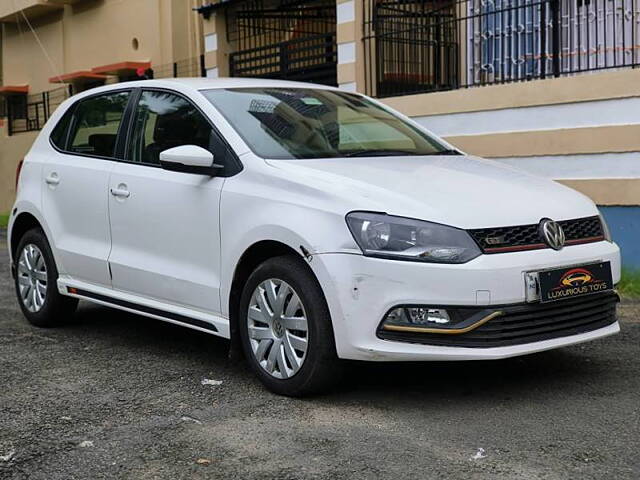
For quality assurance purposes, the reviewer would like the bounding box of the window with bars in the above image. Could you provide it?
[225,0,338,86]
[364,0,640,98]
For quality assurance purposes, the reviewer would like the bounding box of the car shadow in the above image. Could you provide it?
[63,302,609,401]
[340,350,596,398]
[65,301,232,364]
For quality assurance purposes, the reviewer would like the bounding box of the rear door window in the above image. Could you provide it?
[67,91,130,158]
[50,108,74,150]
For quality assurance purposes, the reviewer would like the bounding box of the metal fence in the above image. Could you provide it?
[152,55,206,79]
[3,54,205,135]
[364,0,640,97]
[226,0,337,85]
[6,87,70,136]
[230,33,337,84]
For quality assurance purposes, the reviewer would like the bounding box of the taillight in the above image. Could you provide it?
[15,159,24,192]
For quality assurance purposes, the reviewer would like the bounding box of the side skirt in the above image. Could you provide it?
[57,277,229,338]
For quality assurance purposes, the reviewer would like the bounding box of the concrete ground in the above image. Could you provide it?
[0,229,638,479]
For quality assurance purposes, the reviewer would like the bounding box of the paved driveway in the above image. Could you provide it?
[1,230,638,479]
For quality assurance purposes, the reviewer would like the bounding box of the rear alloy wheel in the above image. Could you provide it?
[17,244,48,313]
[239,255,341,396]
[14,228,78,327]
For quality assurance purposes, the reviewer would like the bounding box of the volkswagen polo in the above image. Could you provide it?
[8,78,621,396]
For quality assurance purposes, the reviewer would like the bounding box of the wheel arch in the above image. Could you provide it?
[227,240,329,361]
[10,212,44,260]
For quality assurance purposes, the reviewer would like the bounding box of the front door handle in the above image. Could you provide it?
[110,186,130,198]
[45,173,60,186]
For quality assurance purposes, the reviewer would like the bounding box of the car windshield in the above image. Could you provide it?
[202,87,452,159]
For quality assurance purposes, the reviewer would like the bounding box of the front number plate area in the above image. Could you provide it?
[538,262,613,303]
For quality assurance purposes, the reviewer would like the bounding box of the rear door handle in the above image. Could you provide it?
[110,187,130,198]
[45,173,60,186]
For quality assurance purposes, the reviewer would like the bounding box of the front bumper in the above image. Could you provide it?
[311,240,621,361]
[377,291,618,348]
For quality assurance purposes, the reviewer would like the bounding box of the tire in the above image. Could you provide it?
[14,228,78,327]
[239,254,342,396]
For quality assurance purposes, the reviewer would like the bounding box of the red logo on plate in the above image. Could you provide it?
[558,268,594,287]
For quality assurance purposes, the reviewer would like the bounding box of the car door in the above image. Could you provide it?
[107,89,227,313]
[42,90,131,287]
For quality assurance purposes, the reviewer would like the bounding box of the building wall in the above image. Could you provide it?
[0,125,37,212]
[0,0,205,211]
[382,69,640,205]
[2,13,64,94]
[2,0,203,92]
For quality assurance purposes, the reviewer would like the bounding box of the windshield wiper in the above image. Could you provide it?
[343,149,415,157]
[421,149,462,156]
[343,149,462,157]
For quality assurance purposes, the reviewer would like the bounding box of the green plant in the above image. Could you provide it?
[0,213,9,229]
[618,268,640,299]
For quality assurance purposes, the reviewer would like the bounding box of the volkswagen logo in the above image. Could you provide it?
[539,218,565,250]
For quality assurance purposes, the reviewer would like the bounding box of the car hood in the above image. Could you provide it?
[265,155,599,229]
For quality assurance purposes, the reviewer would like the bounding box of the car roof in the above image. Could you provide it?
[158,77,340,91]
[74,77,341,98]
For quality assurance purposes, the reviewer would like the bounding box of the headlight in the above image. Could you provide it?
[345,212,481,263]
[599,214,612,242]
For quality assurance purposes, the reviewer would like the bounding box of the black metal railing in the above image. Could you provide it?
[6,87,70,136]
[364,0,640,98]
[230,33,337,85]
[226,0,337,85]
[3,54,206,135]
[150,55,206,80]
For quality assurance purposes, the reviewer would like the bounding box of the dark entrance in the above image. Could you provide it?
[364,0,459,97]
[227,0,337,86]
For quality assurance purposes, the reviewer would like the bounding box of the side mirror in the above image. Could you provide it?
[159,145,222,175]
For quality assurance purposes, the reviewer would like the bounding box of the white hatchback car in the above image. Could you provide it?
[9,78,621,395]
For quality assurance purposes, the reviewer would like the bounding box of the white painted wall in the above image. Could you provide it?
[337,42,355,65]
[414,98,640,137]
[408,97,640,180]
[204,33,218,53]
[337,1,355,24]
[492,153,640,179]
[339,82,357,92]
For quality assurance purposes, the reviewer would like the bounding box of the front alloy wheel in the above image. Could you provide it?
[248,279,308,379]
[239,255,341,396]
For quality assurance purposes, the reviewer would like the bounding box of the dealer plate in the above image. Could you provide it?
[538,262,613,303]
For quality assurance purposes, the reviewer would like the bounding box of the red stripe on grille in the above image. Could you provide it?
[484,235,605,253]
[565,236,605,245]
[484,243,547,253]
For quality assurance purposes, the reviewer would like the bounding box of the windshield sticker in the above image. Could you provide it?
[300,97,323,106]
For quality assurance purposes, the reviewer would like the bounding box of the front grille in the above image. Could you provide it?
[468,216,604,253]
[377,292,618,348]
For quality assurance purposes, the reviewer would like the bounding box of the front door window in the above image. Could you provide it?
[126,91,216,165]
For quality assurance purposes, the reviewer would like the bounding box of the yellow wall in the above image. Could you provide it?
[0,125,37,212]
[3,13,64,93]
[2,0,203,92]
[0,0,205,212]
